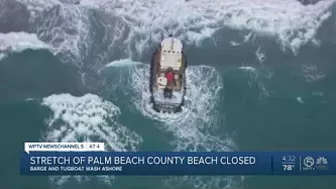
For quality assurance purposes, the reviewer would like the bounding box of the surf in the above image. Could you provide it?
[106,58,243,189]
[41,93,142,186]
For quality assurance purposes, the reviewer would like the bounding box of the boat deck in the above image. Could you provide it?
[152,88,184,105]
[149,36,187,112]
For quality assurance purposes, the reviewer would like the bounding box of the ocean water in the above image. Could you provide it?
[1,0,336,188]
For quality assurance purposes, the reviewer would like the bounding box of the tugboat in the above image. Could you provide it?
[149,35,187,113]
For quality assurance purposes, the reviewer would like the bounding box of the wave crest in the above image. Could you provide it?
[0,32,50,60]
[41,93,142,187]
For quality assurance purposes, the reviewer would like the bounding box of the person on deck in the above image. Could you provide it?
[165,68,175,87]
[163,67,174,99]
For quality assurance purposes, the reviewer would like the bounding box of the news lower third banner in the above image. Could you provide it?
[21,142,336,175]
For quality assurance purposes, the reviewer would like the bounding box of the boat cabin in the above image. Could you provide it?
[153,37,186,92]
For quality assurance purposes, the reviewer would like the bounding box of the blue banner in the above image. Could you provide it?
[20,152,336,175]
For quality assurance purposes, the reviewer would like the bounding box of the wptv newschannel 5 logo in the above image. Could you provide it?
[302,156,328,171]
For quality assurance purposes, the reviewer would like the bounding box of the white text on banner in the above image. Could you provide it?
[24,142,105,154]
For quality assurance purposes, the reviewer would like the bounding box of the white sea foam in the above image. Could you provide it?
[239,66,270,98]
[6,0,332,187]
[131,64,224,136]
[16,0,91,65]
[84,0,334,56]
[255,46,266,63]
[297,96,304,103]
[118,59,243,188]
[101,58,243,188]
[301,64,325,82]
[239,66,257,72]
[0,32,50,60]
[0,53,5,61]
[41,93,142,186]
[230,41,241,46]
[13,0,334,67]
[105,58,142,68]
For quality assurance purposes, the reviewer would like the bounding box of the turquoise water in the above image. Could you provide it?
[1,43,336,189]
[1,0,336,189]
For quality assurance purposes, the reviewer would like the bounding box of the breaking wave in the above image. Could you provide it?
[0,32,50,61]
[1,0,334,188]
[103,59,243,189]
[1,0,333,67]
[41,93,142,187]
